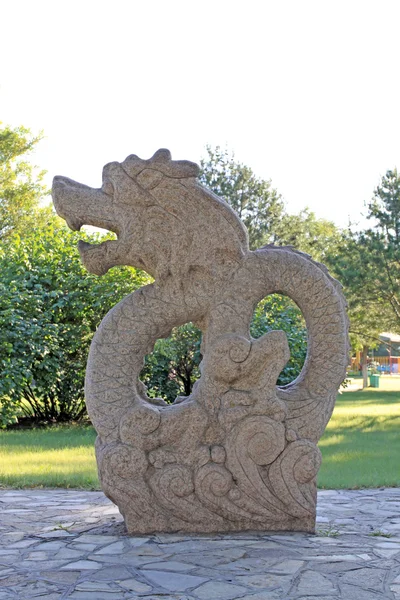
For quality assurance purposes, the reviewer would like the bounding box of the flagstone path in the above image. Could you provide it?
[0,488,399,599]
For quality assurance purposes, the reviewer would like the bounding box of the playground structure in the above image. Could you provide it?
[352,332,400,374]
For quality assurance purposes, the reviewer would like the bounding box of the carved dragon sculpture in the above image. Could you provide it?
[52,149,349,533]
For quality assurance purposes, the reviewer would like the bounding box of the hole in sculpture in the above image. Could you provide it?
[140,322,202,404]
[141,295,306,402]
[81,226,117,239]
[250,294,307,386]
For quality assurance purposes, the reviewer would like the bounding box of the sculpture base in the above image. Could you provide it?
[96,405,321,538]
[122,514,316,536]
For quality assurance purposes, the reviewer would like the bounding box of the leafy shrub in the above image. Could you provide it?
[0,220,149,426]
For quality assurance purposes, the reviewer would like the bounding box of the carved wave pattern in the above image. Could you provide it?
[144,414,321,529]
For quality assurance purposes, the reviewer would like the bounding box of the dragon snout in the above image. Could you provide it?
[52,175,117,233]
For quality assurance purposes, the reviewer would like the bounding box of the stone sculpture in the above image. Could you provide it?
[52,149,349,534]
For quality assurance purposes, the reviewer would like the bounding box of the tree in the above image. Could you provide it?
[363,169,400,324]
[141,323,202,403]
[275,208,343,263]
[327,232,386,388]
[329,240,369,385]
[251,296,307,385]
[0,220,150,426]
[200,145,284,249]
[0,123,48,240]
[326,170,400,387]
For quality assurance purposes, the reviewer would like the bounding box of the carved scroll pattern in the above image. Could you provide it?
[149,463,220,525]
[194,415,322,523]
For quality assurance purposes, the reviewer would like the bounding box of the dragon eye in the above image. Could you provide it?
[102,180,114,195]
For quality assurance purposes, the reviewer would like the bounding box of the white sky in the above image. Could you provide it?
[1,0,400,228]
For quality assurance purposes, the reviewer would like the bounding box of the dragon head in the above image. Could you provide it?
[53,149,248,283]
[52,149,200,276]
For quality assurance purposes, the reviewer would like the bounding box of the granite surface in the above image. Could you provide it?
[52,149,349,533]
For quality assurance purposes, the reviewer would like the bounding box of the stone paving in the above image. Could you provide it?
[0,489,399,599]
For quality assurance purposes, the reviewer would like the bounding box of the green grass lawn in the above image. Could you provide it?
[0,425,98,489]
[318,386,400,488]
[0,377,399,490]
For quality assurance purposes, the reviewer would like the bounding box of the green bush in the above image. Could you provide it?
[141,322,202,403]
[0,220,149,426]
[251,295,307,386]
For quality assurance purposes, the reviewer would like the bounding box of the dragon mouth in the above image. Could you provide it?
[52,175,124,275]
[78,239,121,276]
[52,176,118,234]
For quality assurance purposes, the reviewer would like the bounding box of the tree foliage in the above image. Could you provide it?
[0,123,48,240]
[362,169,400,325]
[0,220,149,426]
[275,208,343,263]
[141,323,202,403]
[326,170,400,386]
[200,145,284,249]
[330,170,400,332]
[325,232,380,387]
[251,295,307,385]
